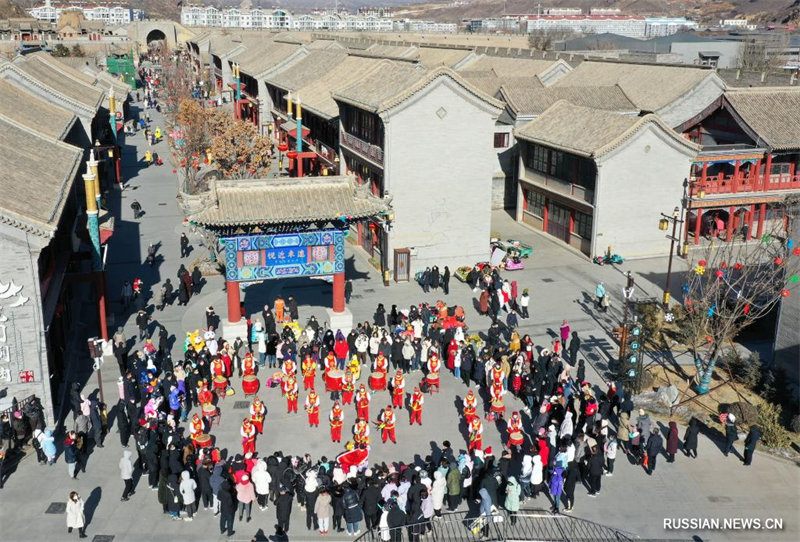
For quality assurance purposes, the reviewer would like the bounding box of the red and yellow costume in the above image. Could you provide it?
[283,359,297,379]
[197,380,213,407]
[379,406,397,444]
[468,417,483,452]
[353,418,370,447]
[301,356,317,390]
[250,397,266,433]
[242,352,256,377]
[329,402,344,443]
[507,412,522,435]
[189,413,204,442]
[489,382,506,417]
[409,388,424,425]
[284,376,299,413]
[305,390,321,427]
[463,390,478,423]
[355,385,370,421]
[341,371,355,405]
[220,351,233,377]
[391,371,405,409]
[211,358,225,378]
[324,352,337,372]
[490,365,504,388]
[373,353,388,374]
[427,354,441,387]
[241,418,256,455]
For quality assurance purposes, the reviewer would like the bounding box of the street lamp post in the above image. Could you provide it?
[659,178,688,308]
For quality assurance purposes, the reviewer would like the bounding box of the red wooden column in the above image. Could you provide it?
[542,198,549,231]
[764,154,773,190]
[726,206,735,241]
[226,280,241,323]
[332,272,346,313]
[747,204,755,240]
[732,160,740,192]
[756,203,767,238]
[694,208,703,245]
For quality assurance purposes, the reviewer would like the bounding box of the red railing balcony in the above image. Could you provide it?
[690,172,800,197]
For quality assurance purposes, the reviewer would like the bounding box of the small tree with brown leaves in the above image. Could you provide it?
[681,197,800,394]
[160,48,196,117]
[210,118,272,179]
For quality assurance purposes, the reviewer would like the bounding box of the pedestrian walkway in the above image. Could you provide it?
[1,100,798,542]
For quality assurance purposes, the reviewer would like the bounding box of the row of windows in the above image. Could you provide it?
[342,104,383,147]
[524,143,596,190]
[523,189,593,239]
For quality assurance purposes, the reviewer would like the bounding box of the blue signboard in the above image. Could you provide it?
[221,230,345,282]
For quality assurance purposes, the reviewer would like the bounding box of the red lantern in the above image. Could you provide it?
[277,143,289,153]
[743,303,751,315]
[774,257,784,265]
[286,150,297,160]
[720,261,727,269]
[733,262,743,270]
[698,259,707,267]
[781,289,791,297]
[793,247,800,256]
[715,270,723,279]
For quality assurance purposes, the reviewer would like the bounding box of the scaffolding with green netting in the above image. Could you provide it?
[106,51,137,88]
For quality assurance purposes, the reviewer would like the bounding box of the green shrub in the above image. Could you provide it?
[790,414,800,434]
[719,350,761,389]
[637,301,663,337]
[728,401,759,426]
[757,403,793,448]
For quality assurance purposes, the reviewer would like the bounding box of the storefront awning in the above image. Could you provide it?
[280,120,310,139]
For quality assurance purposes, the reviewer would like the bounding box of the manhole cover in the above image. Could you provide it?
[92,536,115,542]
[46,502,66,514]
[233,401,249,409]
[363,289,376,293]
[350,294,363,299]
[541,278,555,283]
[708,496,733,503]
[157,202,167,206]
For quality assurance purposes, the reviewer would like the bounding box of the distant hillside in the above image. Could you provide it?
[0,0,25,19]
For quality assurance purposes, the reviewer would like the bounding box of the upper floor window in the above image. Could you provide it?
[494,132,509,148]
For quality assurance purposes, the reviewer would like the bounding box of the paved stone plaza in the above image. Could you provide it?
[1,102,798,542]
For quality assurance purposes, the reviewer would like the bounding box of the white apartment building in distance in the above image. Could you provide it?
[181,5,398,32]
[524,15,696,38]
[28,0,144,24]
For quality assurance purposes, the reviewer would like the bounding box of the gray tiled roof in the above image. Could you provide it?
[514,100,700,158]
[553,60,717,112]
[291,56,386,119]
[233,41,305,77]
[457,55,563,78]
[333,64,503,114]
[417,47,474,69]
[189,176,388,227]
[500,84,638,117]
[266,50,349,92]
[0,115,82,237]
[12,54,104,111]
[725,87,800,151]
[0,79,77,141]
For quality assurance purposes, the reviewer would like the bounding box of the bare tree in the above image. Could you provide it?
[680,197,800,394]
[527,28,574,51]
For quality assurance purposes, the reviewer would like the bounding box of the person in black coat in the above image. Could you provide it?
[460,346,473,387]
[420,269,430,293]
[288,296,299,321]
[568,332,581,366]
[116,400,130,448]
[218,480,236,536]
[374,303,386,327]
[198,462,213,510]
[166,474,182,518]
[587,447,604,496]
[645,428,663,475]
[386,495,407,542]
[275,487,293,533]
[391,338,404,371]
[724,414,739,458]
[360,477,381,530]
[430,266,440,290]
[442,266,450,295]
[743,425,762,466]
[563,461,580,512]
[191,266,203,294]
[683,417,700,458]
[343,482,364,535]
[388,305,399,327]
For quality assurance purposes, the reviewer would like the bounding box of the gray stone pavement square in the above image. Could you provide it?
[1,102,797,542]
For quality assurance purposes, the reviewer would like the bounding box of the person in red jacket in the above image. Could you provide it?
[333,330,349,370]
[301,355,316,390]
[241,418,256,455]
[329,402,344,443]
[305,389,320,427]
[355,384,370,420]
[409,386,424,425]
[390,370,405,409]
[379,405,397,444]
[341,370,355,405]
[285,375,299,413]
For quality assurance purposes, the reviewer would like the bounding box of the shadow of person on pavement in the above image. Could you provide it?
[83,486,102,527]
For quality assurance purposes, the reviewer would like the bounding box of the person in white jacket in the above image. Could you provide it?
[179,470,197,520]
[530,455,544,498]
[431,470,447,517]
[251,460,271,511]
[559,411,574,439]
[519,454,532,500]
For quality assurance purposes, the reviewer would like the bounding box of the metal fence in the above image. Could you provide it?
[0,395,36,419]
[354,508,637,542]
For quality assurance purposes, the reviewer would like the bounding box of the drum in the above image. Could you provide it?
[242,374,259,396]
[202,404,217,418]
[490,399,505,414]
[369,371,387,391]
[194,433,212,449]
[426,374,440,386]
[325,369,344,392]
[213,375,227,392]
[508,431,524,447]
